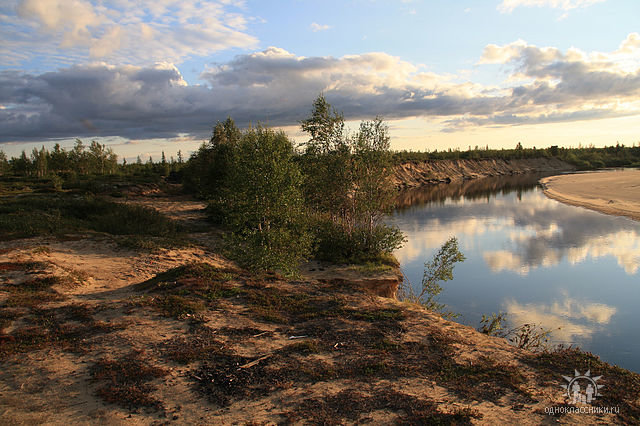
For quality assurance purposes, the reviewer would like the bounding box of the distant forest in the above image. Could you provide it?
[1,139,639,180]
[392,142,640,170]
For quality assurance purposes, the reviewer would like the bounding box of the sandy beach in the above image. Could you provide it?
[540,169,640,221]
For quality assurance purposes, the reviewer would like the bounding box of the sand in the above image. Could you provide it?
[540,169,640,221]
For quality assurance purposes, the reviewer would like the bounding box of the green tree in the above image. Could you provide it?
[300,95,404,263]
[299,94,352,219]
[300,93,346,154]
[11,151,30,176]
[70,139,88,175]
[182,117,241,201]
[352,118,394,230]
[49,143,70,174]
[31,146,48,177]
[400,237,465,318]
[225,126,312,275]
[0,150,9,176]
[160,151,170,176]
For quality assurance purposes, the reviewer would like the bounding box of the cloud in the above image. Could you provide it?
[505,292,617,343]
[310,22,331,32]
[2,33,640,142]
[1,0,257,66]
[498,0,607,14]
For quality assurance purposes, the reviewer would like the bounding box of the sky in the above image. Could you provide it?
[1,0,640,160]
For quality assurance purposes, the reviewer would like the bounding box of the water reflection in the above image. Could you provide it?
[389,173,640,371]
[504,291,617,343]
[393,175,640,276]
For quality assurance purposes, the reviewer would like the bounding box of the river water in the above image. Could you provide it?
[388,172,640,372]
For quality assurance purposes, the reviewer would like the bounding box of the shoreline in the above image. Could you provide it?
[540,169,640,221]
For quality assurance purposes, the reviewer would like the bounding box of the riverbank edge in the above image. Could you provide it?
[393,157,574,189]
[540,172,640,222]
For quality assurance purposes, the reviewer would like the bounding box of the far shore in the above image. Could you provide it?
[540,169,640,221]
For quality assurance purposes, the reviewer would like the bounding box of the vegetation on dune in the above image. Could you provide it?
[299,95,405,264]
[0,193,181,243]
[181,95,405,273]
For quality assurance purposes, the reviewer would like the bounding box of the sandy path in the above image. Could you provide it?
[540,169,640,221]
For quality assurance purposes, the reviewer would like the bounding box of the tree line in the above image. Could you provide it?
[393,142,640,170]
[0,140,186,179]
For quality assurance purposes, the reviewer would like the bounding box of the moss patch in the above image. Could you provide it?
[90,351,168,411]
[282,388,480,424]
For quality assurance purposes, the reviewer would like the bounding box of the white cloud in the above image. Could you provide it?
[310,22,331,32]
[505,292,617,343]
[3,32,640,142]
[498,0,607,14]
[3,0,257,66]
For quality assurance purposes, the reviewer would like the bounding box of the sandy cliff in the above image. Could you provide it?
[393,157,574,188]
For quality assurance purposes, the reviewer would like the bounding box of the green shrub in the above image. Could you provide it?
[0,194,179,241]
[313,217,405,264]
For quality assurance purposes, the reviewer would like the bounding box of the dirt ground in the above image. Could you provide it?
[1,194,637,425]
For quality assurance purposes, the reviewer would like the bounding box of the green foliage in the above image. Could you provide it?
[299,95,351,219]
[351,118,396,227]
[6,140,119,178]
[313,218,405,264]
[0,150,9,176]
[300,93,346,155]
[225,126,313,275]
[300,95,405,264]
[2,140,186,181]
[478,312,508,336]
[182,117,241,200]
[0,194,180,241]
[399,237,465,319]
[392,142,640,170]
[185,120,314,274]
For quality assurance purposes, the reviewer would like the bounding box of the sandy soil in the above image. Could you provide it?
[394,158,574,188]
[1,193,637,424]
[541,169,640,221]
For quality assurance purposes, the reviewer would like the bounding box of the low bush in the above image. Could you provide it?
[0,194,180,240]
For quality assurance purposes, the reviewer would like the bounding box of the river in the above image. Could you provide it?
[388,173,640,372]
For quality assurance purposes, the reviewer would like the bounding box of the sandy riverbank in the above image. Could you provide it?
[540,169,640,221]
[394,157,573,188]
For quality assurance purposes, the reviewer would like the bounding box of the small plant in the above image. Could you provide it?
[478,311,555,352]
[478,312,508,336]
[508,323,553,351]
[399,236,465,319]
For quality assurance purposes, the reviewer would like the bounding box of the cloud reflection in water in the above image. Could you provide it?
[392,177,640,275]
[504,291,617,344]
